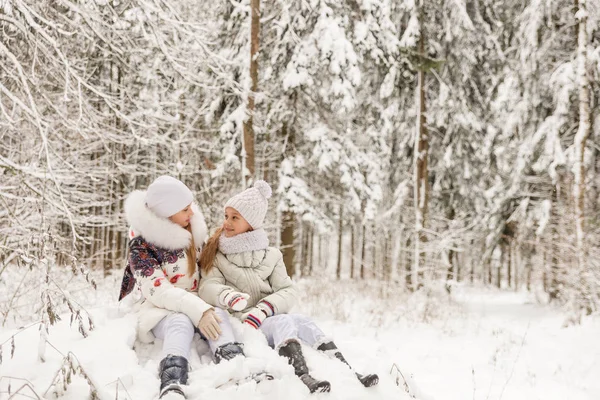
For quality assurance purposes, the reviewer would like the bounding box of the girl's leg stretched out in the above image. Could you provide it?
[275,313,379,388]
[317,341,379,387]
[261,314,331,393]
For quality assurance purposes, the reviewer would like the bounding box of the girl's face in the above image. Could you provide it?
[169,203,194,228]
[223,207,252,237]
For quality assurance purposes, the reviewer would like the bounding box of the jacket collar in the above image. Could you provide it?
[125,190,208,250]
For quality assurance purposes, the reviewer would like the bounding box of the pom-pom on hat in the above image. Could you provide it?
[224,180,272,229]
[144,175,194,218]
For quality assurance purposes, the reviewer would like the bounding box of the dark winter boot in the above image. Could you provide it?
[317,341,379,387]
[278,340,331,393]
[158,354,189,398]
[214,342,245,364]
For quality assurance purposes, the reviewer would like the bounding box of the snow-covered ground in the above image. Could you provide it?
[1,274,598,400]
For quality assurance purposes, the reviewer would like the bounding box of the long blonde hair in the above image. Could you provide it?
[186,225,197,277]
[199,227,223,274]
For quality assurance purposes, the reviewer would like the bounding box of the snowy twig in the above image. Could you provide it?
[0,322,41,363]
[48,276,95,337]
[390,363,415,398]
[105,378,135,400]
[1,269,30,326]
[471,366,476,400]
[0,376,42,399]
[498,322,530,400]
[44,352,103,399]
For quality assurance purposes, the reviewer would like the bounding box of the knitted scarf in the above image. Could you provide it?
[219,229,269,255]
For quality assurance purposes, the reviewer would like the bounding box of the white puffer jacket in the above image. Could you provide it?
[124,190,212,342]
[199,247,298,318]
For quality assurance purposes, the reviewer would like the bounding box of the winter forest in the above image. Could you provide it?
[1,0,600,399]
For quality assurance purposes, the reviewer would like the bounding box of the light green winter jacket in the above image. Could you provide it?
[198,247,298,318]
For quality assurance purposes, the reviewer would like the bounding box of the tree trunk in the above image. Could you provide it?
[405,236,412,288]
[497,246,503,289]
[513,244,519,291]
[507,243,512,289]
[313,234,319,272]
[391,225,403,281]
[413,15,429,291]
[115,143,126,263]
[360,223,367,279]
[542,250,548,294]
[321,235,327,272]
[300,223,307,276]
[372,221,378,279]
[308,226,314,276]
[281,211,296,277]
[242,0,260,181]
[384,230,391,280]
[336,205,343,280]
[470,245,475,284]
[104,170,114,276]
[574,0,590,270]
[487,256,492,285]
[313,235,319,277]
[446,250,454,281]
[526,257,532,292]
[550,249,561,301]
[350,222,356,279]
[549,183,562,301]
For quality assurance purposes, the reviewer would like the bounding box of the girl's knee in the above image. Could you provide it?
[272,314,295,324]
[291,313,312,323]
[164,313,194,333]
[266,314,298,331]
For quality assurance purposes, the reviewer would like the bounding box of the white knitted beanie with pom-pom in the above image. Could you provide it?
[224,180,272,229]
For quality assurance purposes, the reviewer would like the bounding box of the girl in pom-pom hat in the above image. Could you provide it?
[199,180,379,393]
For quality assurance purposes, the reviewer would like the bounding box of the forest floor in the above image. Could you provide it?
[0,272,598,400]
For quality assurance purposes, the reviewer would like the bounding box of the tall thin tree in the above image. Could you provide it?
[574,0,591,270]
[243,0,260,182]
[413,2,430,291]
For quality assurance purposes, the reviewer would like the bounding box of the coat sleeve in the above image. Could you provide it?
[261,249,298,314]
[129,238,212,326]
[198,257,235,308]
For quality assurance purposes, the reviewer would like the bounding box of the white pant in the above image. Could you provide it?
[260,314,328,349]
[152,308,235,359]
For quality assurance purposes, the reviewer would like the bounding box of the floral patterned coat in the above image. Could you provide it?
[119,190,211,343]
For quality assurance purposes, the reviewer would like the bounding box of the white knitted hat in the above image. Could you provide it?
[224,180,272,229]
[144,175,194,218]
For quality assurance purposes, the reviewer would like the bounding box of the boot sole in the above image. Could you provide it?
[360,374,379,387]
[160,384,185,398]
[314,382,331,393]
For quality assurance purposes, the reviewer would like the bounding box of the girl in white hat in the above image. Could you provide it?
[118,176,246,399]
[198,180,379,393]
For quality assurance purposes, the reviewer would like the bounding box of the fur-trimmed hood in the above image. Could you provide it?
[124,190,208,250]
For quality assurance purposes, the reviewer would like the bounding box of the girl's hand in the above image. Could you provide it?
[198,309,222,340]
[220,290,250,311]
[242,301,275,329]
[242,306,267,329]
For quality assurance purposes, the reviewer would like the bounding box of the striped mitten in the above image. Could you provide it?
[242,301,275,329]
[219,290,250,311]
